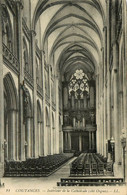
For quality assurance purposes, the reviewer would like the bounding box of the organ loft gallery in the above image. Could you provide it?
[0,0,126,190]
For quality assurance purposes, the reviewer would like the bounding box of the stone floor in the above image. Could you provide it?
[0,157,126,195]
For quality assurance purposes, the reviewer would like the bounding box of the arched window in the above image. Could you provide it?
[2,6,13,51]
[36,58,39,84]
[69,69,89,99]
[23,38,29,72]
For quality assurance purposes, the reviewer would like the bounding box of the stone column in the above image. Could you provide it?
[73,117,76,127]
[15,111,19,161]
[113,42,122,177]
[103,26,107,157]
[26,117,31,158]
[83,117,85,127]
[38,121,42,156]
[63,82,68,109]
[39,122,43,156]
[71,93,75,109]
[42,51,47,156]
[55,76,60,153]
[64,132,68,151]
[5,118,8,160]
[30,117,33,157]
[79,134,82,152]
[68,132,71,151]
[83,92,87,108]
[89,132,92,151]
[106,0,111,160]
[47,125,51,155]
[101,97,104,156]
[8,110,17,160]
[16,0,25,161]
[96,74,99,153]
[78,120,80,128]
[92,131,95,151]
[90,86,94,108]
[53,128,55,154]
[49,65,53,155]
[37,122,40,156]
[31,30,38,157]
[78,99,80,109]
[59,129,63,153]
[123,0,127,182]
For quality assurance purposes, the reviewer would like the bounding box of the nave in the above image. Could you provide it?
[0,0,127,190]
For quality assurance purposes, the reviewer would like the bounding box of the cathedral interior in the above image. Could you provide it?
[0,0,127,189]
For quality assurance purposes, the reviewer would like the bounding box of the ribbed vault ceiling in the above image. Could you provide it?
[33,0,106,79]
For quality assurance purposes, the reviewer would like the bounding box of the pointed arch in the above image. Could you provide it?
[2,6,13,51]
[4,73,18,161]
[45,106,50,126]
[4,72,18,110]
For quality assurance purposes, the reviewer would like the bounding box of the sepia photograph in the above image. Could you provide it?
[0,0,126,195]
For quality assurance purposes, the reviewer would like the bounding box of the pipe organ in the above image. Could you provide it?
[62,70,96,152]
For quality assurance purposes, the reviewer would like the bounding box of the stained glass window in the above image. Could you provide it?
[69,69,89,99]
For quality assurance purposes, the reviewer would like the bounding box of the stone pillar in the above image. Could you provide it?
[63,82,68,109]
[26,117,31,158]
[83,92,87,108]
[103,26,108,158]
[96,74,99,153]
[83,117,85,127]
[55,76,60,153]
[53,128,55,154]
[78,99,80,109]
[38,121,43,156]
[15,111,19,161]
[42,51,47,156]
[90,86,94,108]
[106,0,111,155]
[47,125,51,155]
[71,93,75,109]
[49,65,53,155]
[73,117,76,127]
[123,0,127,183]
[16,0,25,161]
[79,134,82,152]
[113,43,122,177]
[8,110,16,160]
[39,122,43,156]
[101,97,104,156]
[38,122,40,156]
[89,132,92,151]
[30,117,33,157]
[31,30,38,157]
[64,132,68,151]
[68,132,71,151]
[5,118,8,160]
[92,131,95,151]
[59,129,63,153]
[78,120,80,128]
